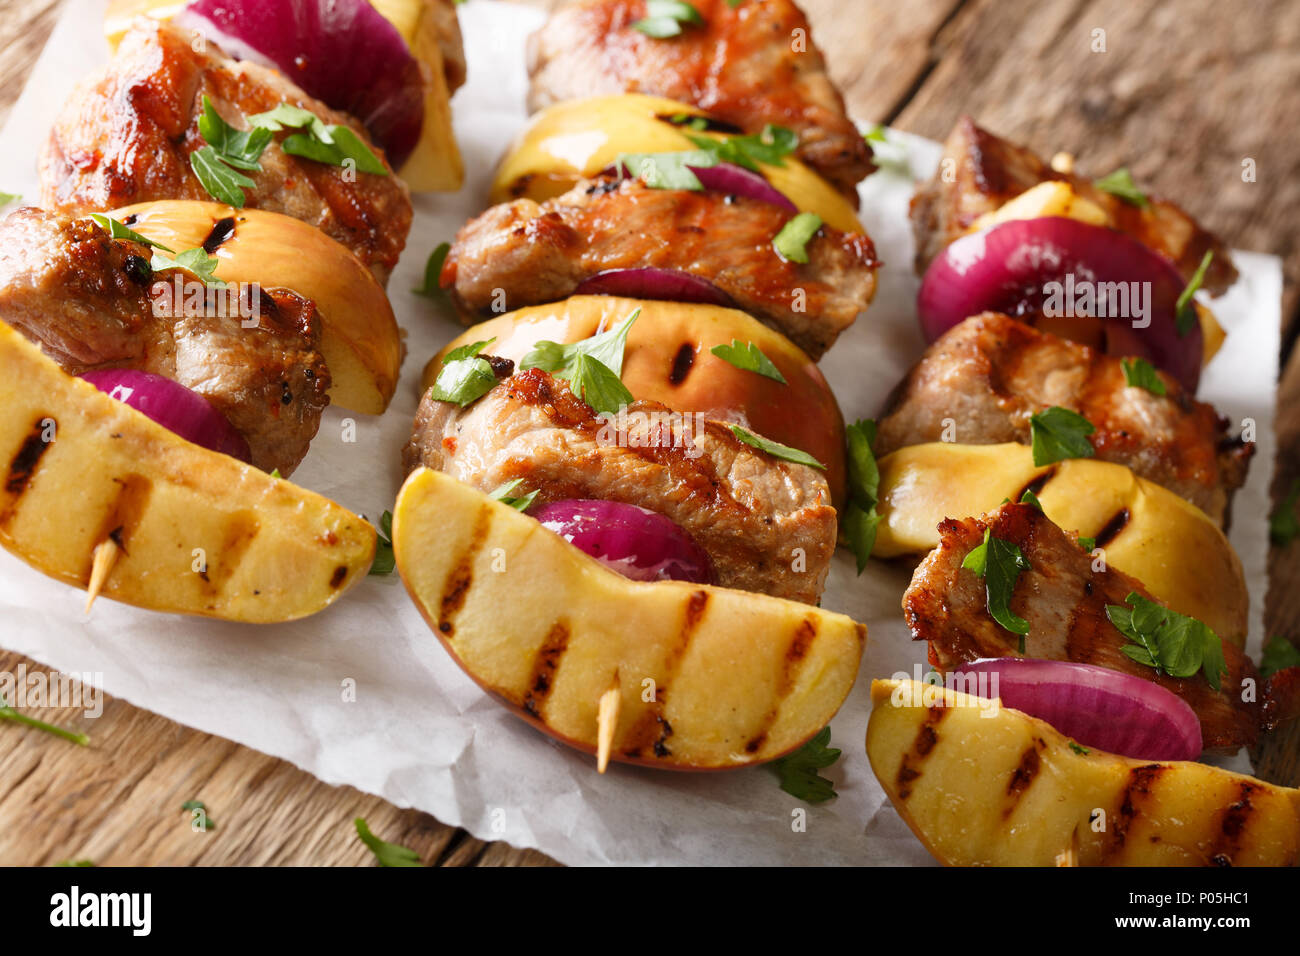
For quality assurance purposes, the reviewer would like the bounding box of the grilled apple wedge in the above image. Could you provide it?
[873,442,1247,647]
[113,200,402,414]
[393,467,866,769]
[0,319,375,621]
[867,680,1300,866]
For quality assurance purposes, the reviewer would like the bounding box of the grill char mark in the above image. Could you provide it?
[438,505,493,636]
[621,589,709,759]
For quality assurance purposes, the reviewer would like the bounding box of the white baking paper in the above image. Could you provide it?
[0,0,1279,865]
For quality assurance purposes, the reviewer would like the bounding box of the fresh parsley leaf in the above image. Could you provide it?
[1105,591,1228,690]
[730,425,825,470]
[1077,535,1096,552]
[488,478,539,512]
[684,123,798,171]
[962,527,1032,648]
[0,191,18,208]
[770,726,840,803]
[616,149,717,190]
[414,242,451,298]
[181,799,216,830]
[844,418,881,573]
[1261,635,1300,678]
[190,144,257,208]
[248,103,333,142]
[1029,406,1096,466]
[432,353,498,407]
[0,694,88,746]
[282,125,387,175]
[1175,250,1214,337]
[632,0,703,37]
[354,817,422,867]
[54,860,95,867]
[269,468,282,479]
[521,311,640,414]
[864,124,889,144]
[445,338,496,362]
[1093,167,1149,207]
[710,340,786,382]
[772,212,822,264]
[198,96,273,170]
[150,247,225,286]
[1121,356,1167,395]
[1271,479,1300,546]
[88,213,174,252]
[1067,741,1091,755]
[861,125,911,175]
[1019,489,1043,511]
[369,510,395,576]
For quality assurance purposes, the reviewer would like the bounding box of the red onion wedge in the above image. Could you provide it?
[574,268,733,307]
[177,0,424,168]
[954,658,1202,761]
[533,499,714,584]
[81,369,252,464]
[918,217,1203,392]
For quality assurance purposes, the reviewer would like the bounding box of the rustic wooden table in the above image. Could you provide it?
[0,0,1295,866]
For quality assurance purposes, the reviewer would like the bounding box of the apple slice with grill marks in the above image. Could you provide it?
[392,466,866,770]
[0,318,375,621]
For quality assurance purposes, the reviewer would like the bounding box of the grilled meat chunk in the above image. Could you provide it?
[442,175,877,359]
[526,0,874,197]
[40,19,412,282]
[0,208,328,475]
[910,117,1236,293]
[403,366,837,604]
[876,313,1252,524]
[904,503,1299,752]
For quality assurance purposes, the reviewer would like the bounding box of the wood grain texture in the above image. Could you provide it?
[0,0,1295,866]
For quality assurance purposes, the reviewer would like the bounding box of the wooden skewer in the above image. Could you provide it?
[596,678,621,774]
[1054,826,1080,867]
[84,538,120,614]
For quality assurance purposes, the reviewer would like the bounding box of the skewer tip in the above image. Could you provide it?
[596,682,621,774]
[84,538,120,614]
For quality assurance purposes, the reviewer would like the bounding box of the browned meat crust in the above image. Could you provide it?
[910,117,1237,294]
[526,0,874,198]
[876,313,1252,524]
[40,19,412,282]
[903,503,1296,752]
[403,367,837,604]
[442,175,877,359]
[0,207,328,475]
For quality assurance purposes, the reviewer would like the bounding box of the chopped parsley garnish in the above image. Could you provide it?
[1121,356,1167,396]
[862,125,910,175]
[1093,167,1149,207]
[710,340,786,382]
[1068,741,1091,755]
[487,478,539,512]
[1077,535,1096,552]
[149,247,224,286]
[1029,406,1096,466]
[771,726,840,803]
[683,123,799,171]
[1261,635,1300,678]
[0,191,18,207]
[181,800,216,831]
[88,213,174,252]
[355,817,422,867]
[1175,250,1214,336]
[521,310,639,415]
[413,242,451,298]
[268,469,282,479]
[368,510,395,576]
[432,338,499,408]
[0,694,88,746]
[844,419,881,573]
[631,0,703,38]
[190,145,258,207]
[249,103,387,174]
[54,860,95,867]
[616,149,717,190]
[1270,479,1300,547]
[864,125,889,144]
[962,527,1032,650]
[1019,489,1043,511]
[1105,591,1228,690]
[729,425,825,470]
[772,212,822,264]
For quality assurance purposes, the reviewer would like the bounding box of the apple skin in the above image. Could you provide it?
[423,295,848,507]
